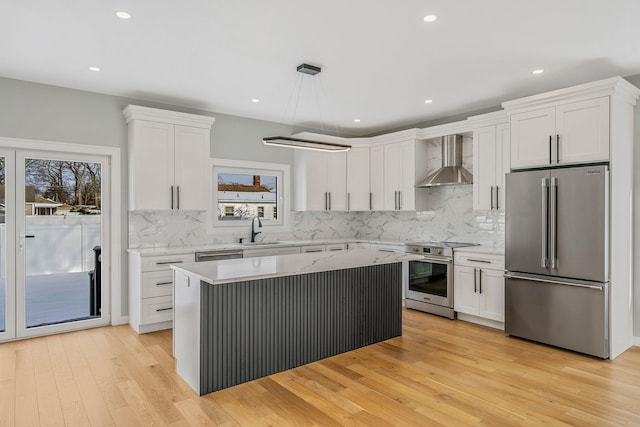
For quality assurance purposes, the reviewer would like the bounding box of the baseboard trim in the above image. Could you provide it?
[111,315,129,326]
[633,336,640,347]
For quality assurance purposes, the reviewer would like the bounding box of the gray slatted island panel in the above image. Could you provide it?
[199,263,402,394]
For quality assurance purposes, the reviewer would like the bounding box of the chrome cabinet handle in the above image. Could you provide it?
[550,176,558,269]
[541,178,549,268]
[466,258,491,264]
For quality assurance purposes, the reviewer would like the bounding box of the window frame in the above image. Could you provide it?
[209,158,290,232]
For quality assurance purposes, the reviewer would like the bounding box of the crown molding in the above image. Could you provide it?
[123,105,215,129]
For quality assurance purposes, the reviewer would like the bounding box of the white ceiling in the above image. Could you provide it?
[2,1,640,136]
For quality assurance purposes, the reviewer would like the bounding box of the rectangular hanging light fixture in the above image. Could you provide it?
[262,136,351,152]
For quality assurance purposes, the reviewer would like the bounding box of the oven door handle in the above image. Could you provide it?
[413,257,453,265]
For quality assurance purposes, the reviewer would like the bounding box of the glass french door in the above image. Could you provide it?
[0,149,110,341]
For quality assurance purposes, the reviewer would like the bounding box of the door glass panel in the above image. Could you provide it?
[24,159,102,328]
[0,156,5,333]
[408,261,449,297]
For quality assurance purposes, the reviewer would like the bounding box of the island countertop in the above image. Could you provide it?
[171,248,421,285]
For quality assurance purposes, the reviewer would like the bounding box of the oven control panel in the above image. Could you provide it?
[407,245,444,256]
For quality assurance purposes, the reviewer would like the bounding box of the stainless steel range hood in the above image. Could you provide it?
[416,135,473,187]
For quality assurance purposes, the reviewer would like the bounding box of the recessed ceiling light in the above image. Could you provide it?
[423,15,437,22]
[532,69,544,75]
[424,99,433,104]
[88,66,101,72]
[251,98,260,103]
[116,11,132,19]
[354,119,361,123]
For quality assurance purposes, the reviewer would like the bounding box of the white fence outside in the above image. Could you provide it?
[0,216,101,277]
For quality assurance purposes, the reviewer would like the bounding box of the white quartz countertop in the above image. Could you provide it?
[127,239,406,256]
[453,245,505,256]
[172,248,422,285]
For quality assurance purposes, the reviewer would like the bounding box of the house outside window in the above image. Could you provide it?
[257,206,264,218]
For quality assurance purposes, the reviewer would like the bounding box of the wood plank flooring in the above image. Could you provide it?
[1,308,640,426]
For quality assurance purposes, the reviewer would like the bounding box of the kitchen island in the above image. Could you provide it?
[172,248,418,395]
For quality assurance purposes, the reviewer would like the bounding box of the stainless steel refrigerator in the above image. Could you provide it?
[505,164,609,358]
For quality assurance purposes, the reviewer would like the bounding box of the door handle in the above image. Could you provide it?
[328,192,332,210]
[479,268,483,294]
[495,186,499,210]
[324,192,328,210]
[171,185,174,209]
[556,134,560,164]
[549,176,558,269]
[347,192,350,211]
[369,192,372,210]
[541,178,549,268]
[176,185,180,210]
[490,186,494,210]
[473,267,477,293]
[548,135,552,164]
[398,191,402,210]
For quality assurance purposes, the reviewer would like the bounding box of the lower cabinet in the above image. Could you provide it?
[129,252,195,333]
[454,251,505,328]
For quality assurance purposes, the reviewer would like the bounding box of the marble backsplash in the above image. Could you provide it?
[129,186,504,248]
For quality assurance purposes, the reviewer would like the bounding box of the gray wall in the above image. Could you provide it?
[0,76,295,316]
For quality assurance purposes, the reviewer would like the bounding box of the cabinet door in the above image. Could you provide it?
[510,107,555,169]
[472,125,497,211]
[346,147,371,211]
[370,145,384,210]
[479,269,504,322]
[383,143,400,210]
[130,120,175,210]
[453,265,479,316]
[555,97,610,164]
[398,141,415,211]
[174,125,210,210]
[298,151,328,211]
[326,152,347,211]
[495,123,510,212]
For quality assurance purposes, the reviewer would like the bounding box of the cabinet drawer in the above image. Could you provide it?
[141,295,173,324]
[141,270,174,298]
[141,253,194,272]
[454,252,505,270]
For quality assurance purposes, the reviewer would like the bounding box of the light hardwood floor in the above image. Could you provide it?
[1,309,640,426]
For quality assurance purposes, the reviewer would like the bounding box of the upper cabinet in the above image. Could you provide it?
[507,95,609,169]
[383,141,415,211]
[346,147,371,211]
[470,113,510,211]
[294,150,347,211]
[123,105,215,211]
[369,145,384,210]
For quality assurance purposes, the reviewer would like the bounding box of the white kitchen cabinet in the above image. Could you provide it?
[129,251,195,333]
[509,96,609,169]
[123,105,215,210]
[346,147,371,211]
[473,123,510,211]
[383,141,415,211]
[454,251,505,328]
[294,150,347,211]
[369,145,384,210]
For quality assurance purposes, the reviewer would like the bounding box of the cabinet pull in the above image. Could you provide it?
[466,258,491,264]
[490,186,494,210]
[156,260,183,265]
[347,192,350,211]
[369,192,372,210]
[479,268,483,294]
[556,134,560,164]
[324,192,328,210]
[328,192,332,210]
[496,186,499,210]
[171,185,174,210]
[176,186,180,210]
[398,191,401,210]
[305,249,323,253]
[473,267,477,293]
[548,135,552,164]
[156,307,173,312]
[156,281,173,286]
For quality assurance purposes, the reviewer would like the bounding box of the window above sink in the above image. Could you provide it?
[209,158,290,233]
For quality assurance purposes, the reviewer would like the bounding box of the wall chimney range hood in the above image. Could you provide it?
[416,135,473,187]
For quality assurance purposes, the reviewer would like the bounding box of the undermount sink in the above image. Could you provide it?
[242,242,284,246]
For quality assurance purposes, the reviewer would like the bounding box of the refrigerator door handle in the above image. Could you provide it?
[550,177,558,269]
[504,273,604,290]
[541,178,549,268]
